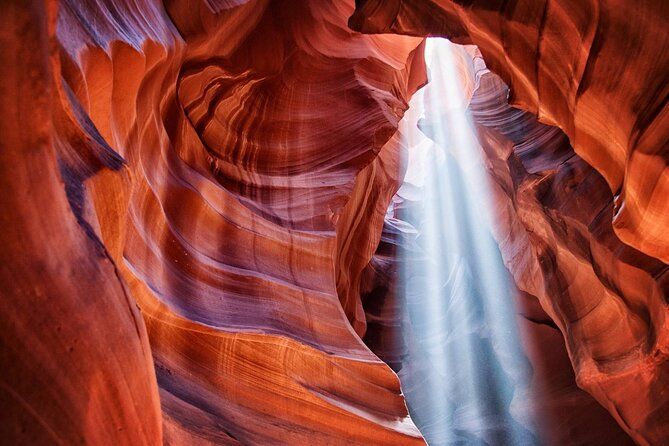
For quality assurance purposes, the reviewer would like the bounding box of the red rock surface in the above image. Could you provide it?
[1,0,667,445]
[360,45,646,445]
[2,0,426,444]
[466,56,669,446]
[350,3,669,444]
[0,2,162,444]
[350,0,669,264]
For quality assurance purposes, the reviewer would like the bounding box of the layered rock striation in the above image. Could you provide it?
[2,0,427,444]
[350,0,669,264]
[361,45,648,445]
[351,3,669,444]
[467,56,669,446]
[1,0,667,445]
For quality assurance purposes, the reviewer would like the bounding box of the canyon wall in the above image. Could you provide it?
[468,58,669,446]
[351,2,669,444]
[1,0,427,444]
[360,45,644,445]
[0,2,162,443]
[1,0,667,444]
[350,0,669,264]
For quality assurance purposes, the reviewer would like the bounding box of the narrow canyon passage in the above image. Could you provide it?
[398,39,535,445]
[1,1,668,445]
[362,39,637,445]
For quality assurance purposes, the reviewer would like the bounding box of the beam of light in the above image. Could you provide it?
[397,39,537,445]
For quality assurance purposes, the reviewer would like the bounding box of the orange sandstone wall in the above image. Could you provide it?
[350,0,669,264]
[350,3,669,444]
[1,0,427,444]
[2,0,667,444]
[467,59,668,446]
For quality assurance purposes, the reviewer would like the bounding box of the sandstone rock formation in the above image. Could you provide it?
[1,0,667,445]
[2,1,426,444]
[467,57,669,446]
[350,0,669,264]
[355,20,665,446]
[0,2,162,444]
[361,43,649,444]
[350,2,669,444]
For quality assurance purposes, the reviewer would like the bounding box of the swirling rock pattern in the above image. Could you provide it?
[2,0,427,444]
[424,48,666,444]
[0,2,162,444]
[361,46,644,445]
[350,0,669,265]
[467,65,669,445]
[2,0,668,444]
[350,3,669,444]
[361,211,637,446]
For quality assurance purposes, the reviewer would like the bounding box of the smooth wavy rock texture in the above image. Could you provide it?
[2,0,427,444]
[361,45,653,445]
[350,0,669,265]
[421,46,667,445]
[465,57,668,446]
[2,0,668,445]
[350,3,669,444]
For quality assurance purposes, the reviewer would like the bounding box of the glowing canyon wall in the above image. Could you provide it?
[0,0,667,445]
[351,1,669,445]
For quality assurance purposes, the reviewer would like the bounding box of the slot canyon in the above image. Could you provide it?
[1,0,668,445]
